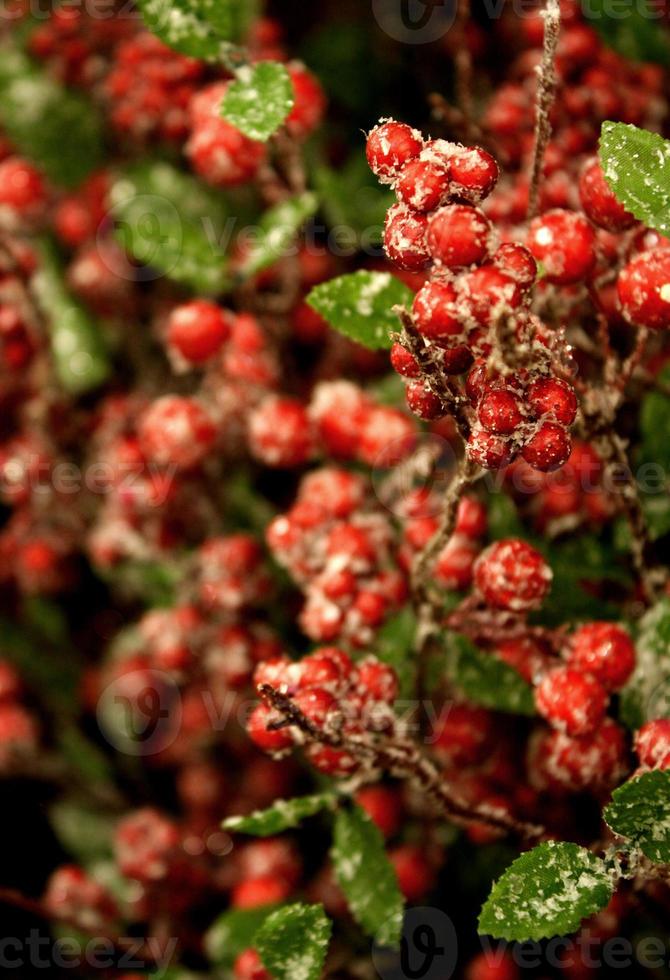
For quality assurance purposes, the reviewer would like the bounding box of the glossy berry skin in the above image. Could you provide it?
[521,421,571,472]
[389,845,435,902]
[617,247,670,330]
[477,387,523,434]
[390,342,420,377]
[634,719,670,768]
[395,157,450,212]
[366,120,423,184]
[466,428,513,470]
[166,299,231,363]
[384,203,430,271]
[187,82,266,187]
[466,950,520,980]
[535,666,608,736]
[473,538,552,612]
[459,266,523,326]
[412,280,462,341]
[426,204,492,269]
[405,381,444,420]
[247,703,294,752]
[355,785,402,838]
[232,875,291,909]
[448,146,499,203]
[138,395,216,470]
[534,718,629,792]
[248,396,314,467]
[285,62,326,139]
[527,377,577,425]
[579,157,635,232]
[493,242,537,287]
[0,157,46,216]
[567,622,636,692]
[113,808,180,882]
[527,209,596,285]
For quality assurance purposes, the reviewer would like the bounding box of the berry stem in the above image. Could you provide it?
[527,0,561,220]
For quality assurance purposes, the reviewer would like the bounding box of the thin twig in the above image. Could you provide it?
[527,0,561,220]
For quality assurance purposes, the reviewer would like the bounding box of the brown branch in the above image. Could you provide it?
[259,685,543,839]
[527,0,561,220]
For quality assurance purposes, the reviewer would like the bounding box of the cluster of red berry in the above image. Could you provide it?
[267,467,407,644]
[366,121,579,472]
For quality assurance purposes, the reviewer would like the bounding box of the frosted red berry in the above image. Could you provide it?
[634,719,670,768]
[466,428,514,469]
[390,342,421,377]
[535,666,608,736]
[579,157,635,232]
[567,622,636,692]
[395,157,450,212]
[366,120,423,183]
[477,387,523,434]
[138,395,217,470]
[448,146,499,203]
[234,949,271,980]
[405,381,444,420]
[247,703,294,752]
[521,421,571,472]
[493,242,537,287]
[527,209,596,284]
[384,203,431,271]
[426,204,492,269]
[527,377,577,425]
[166,299,231,363]
[617,247,670,330]
[412,280,462,341]
[473,538,552,612]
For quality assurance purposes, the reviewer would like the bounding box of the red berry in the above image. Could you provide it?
[389,844,435,902]
[635,719,670,768]
[355,785,402,838]
[166,299,231,363]
[138,395,217,470]
[442,344,473,374]
[247,703,294,752]
[285,62,326,139]
[293,687,337,726]
[0,661,22,702]
[433,702,495,765]
[0,157,46,216]
[534,718,628,791]
[395,157,450,212]
[495,636,549,684]
[579,157,635,232]
[458,265,523,326]
[434,534,478,589]
[249,396,314,468]
[527,377,577,425]
[232,875,290,909]
[356,658,399,704]
[493,242,537,287]
[426,204,492,269]
[390,342,421,377]
[234,949,271,980]
[366,120,423,184]
[455,496,487,538]
[306,743,358,776]
[474,538,552,612]
[522,421,571,472]
[412,280,462,341]
[448,146,499,203]
[617,247,670,330]
[536,666,608,736]
[567,622,636,692]
[466,428,514,469]
[477,387,523,435]
[384,203,430,271]
[187,81,266,186]
[527,209,596,284]
[405,381,444,420]
[114,808,180,882]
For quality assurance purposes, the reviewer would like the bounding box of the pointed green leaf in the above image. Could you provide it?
[204,905,281,967]
[236,192,318,278]
[479,841,614,941]
[223,793,336,836]
[620,599,670,730]
[376,608,417,701]
[109,162,231,294]
[599,122,670,237]
[222,61,294,141]
[255,904,332,980]
[136,0,258,59]
[446,634,536,716]
[589,1,670,65]
[605,770,670,864]
[0,47,103,188]
[306,271,413,350]
[331,805,404,948]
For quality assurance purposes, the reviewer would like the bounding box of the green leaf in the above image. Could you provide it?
[313,152,394,242]
[306,271,413,351]
[599,122,670,237]
[331,805,404,948]
[0,47,103,188]
[446,634,536,716]
[32,240,110,394]
[136,0,257,59]
[639,367,670,473]
[223,793,336,836]
[620,599,670,730]
[479,841,614,941]
[222,61,294,141]
[588,2,670,64]
[204,905,281,967]
[109,162,231,294]
[237,192,319,278]
[50,801,115,864]
[255,904,332,980]
[605,770,670,864]
[376,608,417,701]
